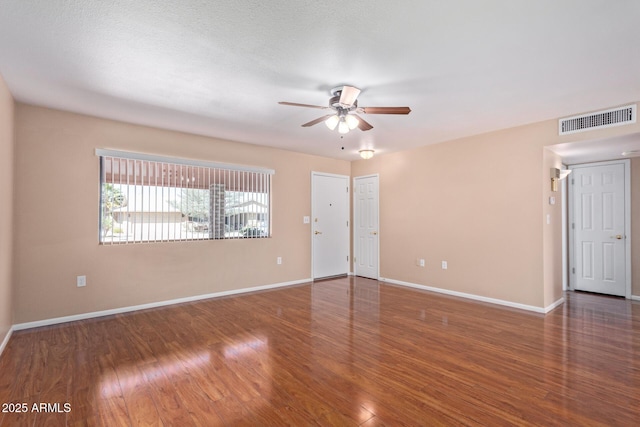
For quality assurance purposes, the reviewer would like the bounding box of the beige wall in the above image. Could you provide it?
[0,75,14,341]
[352,121,554,308]
[542,149,563,307]
[13,104,350,323]
[352,109,640,309]
[632,157,640,296]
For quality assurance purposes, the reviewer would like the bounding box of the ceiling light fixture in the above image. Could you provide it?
[359,149,375,160]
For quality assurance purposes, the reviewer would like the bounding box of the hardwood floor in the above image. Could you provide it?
[1,277,639,426]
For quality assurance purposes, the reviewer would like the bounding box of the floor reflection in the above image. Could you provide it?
[223,337,268,359]
[541,291,638,420]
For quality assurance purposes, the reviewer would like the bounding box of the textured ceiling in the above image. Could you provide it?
[1,0,640,161]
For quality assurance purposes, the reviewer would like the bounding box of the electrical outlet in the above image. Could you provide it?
[277,257,282,265]
[419,259,425,267]
[77,275,86,287]
[441,261,448,270]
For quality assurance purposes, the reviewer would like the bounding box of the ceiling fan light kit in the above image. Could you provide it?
[338,119,350,134]
[344,114,359,130]
[325,114,340,130]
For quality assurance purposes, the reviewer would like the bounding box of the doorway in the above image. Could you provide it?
[353,175,379,279]
[568,160,631,297]
[311,172,350,279]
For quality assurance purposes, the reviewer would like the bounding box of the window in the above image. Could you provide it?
[97,149,273,244]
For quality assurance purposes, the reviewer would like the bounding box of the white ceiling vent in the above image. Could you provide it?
[559,104,636,135]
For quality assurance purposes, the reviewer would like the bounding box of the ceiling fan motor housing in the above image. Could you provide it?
[329,95,357,111]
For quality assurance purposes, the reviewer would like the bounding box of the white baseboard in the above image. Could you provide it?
[0,326,13,358]
[13,278,311,331]
[632,295,640,302]
[379,277,563,314]
[544,297,565,313]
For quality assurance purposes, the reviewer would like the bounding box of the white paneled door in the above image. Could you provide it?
[354,175,379,279]
[572,162,627,297]
[311,172,349,279]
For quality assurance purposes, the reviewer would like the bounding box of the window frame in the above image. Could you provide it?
[97,149,274,244]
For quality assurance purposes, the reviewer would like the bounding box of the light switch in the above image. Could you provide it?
[303,216,310,224]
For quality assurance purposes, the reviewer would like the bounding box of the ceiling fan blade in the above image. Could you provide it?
[339,86,361,107]
[301,115,335,127]
[355,114,373,131]
[361,106,411,115]
[279,101,330,110]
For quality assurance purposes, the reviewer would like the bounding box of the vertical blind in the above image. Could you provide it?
[97,149,274,244]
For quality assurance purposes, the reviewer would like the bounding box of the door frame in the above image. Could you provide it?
[311,171,350,280]
[353,174,380,279]
[568,159,631,298]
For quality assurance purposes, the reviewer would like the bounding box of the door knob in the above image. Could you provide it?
[611,234,623,240]
[370,231,378,235]
[315,231,322,235]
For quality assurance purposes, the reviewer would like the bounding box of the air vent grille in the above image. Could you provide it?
[559,104,636,135]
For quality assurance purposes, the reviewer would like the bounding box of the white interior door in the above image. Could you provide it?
[354,175,379,279]
[312,172,349,279]
[571,162,627,297]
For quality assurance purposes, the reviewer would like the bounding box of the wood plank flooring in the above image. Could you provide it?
[1,276,639,426]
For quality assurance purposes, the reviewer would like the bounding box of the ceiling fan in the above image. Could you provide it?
[279,85,411,134]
